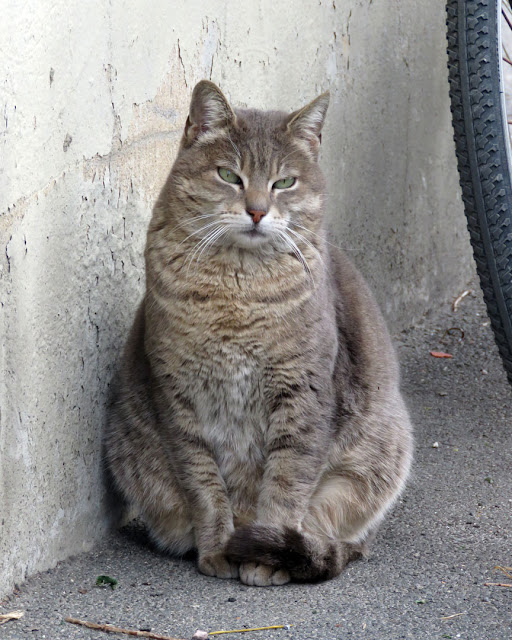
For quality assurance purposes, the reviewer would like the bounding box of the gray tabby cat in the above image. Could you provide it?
[105,80,413,587]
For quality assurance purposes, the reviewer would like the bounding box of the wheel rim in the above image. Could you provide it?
[500,1,512,173]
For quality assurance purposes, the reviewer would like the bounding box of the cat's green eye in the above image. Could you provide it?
[273,177,296,189]
[218,167,242,185]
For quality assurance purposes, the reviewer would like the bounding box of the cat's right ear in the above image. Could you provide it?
[183,80,236,146]
[286,91,330,158]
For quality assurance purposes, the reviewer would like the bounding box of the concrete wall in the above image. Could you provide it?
[0,0,473,597]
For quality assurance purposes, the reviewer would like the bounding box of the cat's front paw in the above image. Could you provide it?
[198,552,239,580]
[239,562,290,587]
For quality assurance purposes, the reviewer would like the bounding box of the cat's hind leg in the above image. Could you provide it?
[106,396,196,555]
[105,301,200,562]
[227,411,412,583]
[295,417,413,578]
[142,503,195,556]
[227,472,396,584]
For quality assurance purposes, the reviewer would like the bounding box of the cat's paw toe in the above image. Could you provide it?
[198,553,239,579]
[239,562,290,587]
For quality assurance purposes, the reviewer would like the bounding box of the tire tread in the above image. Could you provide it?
[446,0,512,383]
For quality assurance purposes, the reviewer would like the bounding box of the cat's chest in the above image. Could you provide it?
[170,295,283,437]
[149,265,319,453]
[191,349,268,478]
[191,345,267,434]
[161,282,301,374]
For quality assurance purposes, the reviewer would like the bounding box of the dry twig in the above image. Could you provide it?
[484,582,512,588]
[210,625,291,635]
[0,611,24,625]
[65,617,185,640]
[494,565,512,580]
[65,618,292,639]
[441,612,467,620]
[452,289,473,312]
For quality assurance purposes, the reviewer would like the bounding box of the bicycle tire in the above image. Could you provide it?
[446,0,512,385]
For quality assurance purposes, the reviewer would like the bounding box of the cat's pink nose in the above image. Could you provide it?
[247,209,267,224]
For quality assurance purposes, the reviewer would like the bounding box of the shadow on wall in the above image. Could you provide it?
[1,163,152,591]
[0,32,196,593]
[323,1,471,324]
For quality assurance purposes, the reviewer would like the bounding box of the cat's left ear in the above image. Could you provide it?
[184,80,236,146]
[286,91,330,157]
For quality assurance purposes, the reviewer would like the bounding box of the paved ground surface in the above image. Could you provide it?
[1,284,511,640]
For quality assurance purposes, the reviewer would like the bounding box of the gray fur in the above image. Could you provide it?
[104,80,413,586]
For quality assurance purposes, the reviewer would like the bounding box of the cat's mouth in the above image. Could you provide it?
[238,224,268,241]
[245,227,265,237]
[231,225,270,249]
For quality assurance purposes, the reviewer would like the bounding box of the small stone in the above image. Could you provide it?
[432,441,439,448]
[227,596,236,602]
[191,631,209,640]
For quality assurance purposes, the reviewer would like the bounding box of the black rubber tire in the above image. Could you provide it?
[446,0,512,384]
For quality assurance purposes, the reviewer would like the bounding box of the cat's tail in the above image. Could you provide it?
[225,524,364,583]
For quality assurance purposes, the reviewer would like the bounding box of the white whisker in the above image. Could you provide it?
[185,227,221,272]
[171,213,220,234]
[196,226,230,264]
[277,230,314,284]
[285,227,325,267]
[288,220,362,253]
[185,223,228,274]
[176,219,226,249]
[145,217,228,306]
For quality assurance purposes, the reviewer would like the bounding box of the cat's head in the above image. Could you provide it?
[170,80,329,253]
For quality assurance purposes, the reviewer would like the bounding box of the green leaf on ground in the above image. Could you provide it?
[96,575,118,589]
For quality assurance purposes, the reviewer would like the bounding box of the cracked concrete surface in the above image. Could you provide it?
[1,0,474,597]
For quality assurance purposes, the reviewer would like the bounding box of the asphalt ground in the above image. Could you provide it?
[1,283,511,640]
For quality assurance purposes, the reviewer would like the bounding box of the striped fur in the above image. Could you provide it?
[104,81,413,586]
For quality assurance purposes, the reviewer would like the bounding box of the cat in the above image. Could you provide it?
[104,80,413,587]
